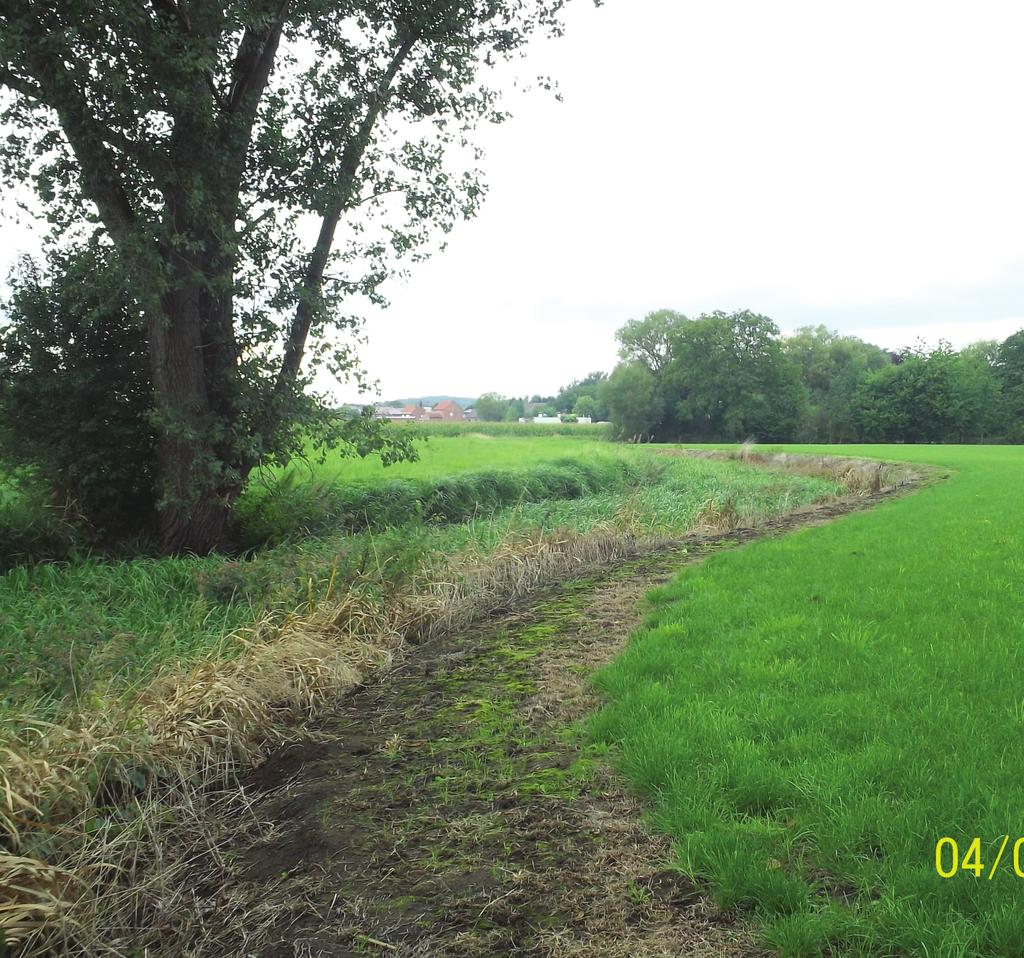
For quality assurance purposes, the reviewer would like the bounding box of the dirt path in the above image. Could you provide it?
[182,489,912,958]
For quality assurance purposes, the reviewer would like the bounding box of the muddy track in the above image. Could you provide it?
[179,485,920,958]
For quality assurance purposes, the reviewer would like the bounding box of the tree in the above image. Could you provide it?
[474,392,509,422]
[604,309,807,442]
[503,397,525,422]
[600,362,661,440]
[848,341,1005,443]
[0,1,582,552]
[997,330,1024,440]
[783,325,890,441]
[616,309,686,374]
[554,370,607,416]
[663,310,806,442]
[850,363,912,441]
[572,394,597,418]
[954,341,1004,442]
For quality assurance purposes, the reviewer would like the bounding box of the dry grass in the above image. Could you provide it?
[692,495,741,533]
[673,446,920,496]
[1,523,660,955]
[396,526,663,641]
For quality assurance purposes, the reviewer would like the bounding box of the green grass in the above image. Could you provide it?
[590,444,1024,957]
[0,434,615,566]
[259,433,614,484]
[0,447,839,724]
[236,454,642,545]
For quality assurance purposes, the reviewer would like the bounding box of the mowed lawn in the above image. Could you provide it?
[590,445,1024,957]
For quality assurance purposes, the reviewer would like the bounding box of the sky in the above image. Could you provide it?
[4,0,1024,403]
[352,0,1024,401]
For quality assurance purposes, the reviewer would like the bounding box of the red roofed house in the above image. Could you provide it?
[432,400,464,421]
[403,404,426,419]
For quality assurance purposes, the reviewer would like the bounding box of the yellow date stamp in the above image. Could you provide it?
[935,836,1024,879]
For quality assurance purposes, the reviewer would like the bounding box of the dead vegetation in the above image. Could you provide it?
[672,445,921,496]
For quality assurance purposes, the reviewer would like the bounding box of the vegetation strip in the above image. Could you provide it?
[46,489,918,957]
[0,452,896,953]
[0,438,633,713]
[592,444,1021,957]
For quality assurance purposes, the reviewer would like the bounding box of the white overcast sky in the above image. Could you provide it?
[356,0,1024,401]
[4,0,1024,402]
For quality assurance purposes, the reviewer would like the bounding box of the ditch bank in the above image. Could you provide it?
[134,482,926,958]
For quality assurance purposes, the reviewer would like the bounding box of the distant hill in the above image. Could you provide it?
[383,395,477,408]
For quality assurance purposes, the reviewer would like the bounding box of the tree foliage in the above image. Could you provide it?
[0,0,584,551]
[600,310,1023,444]
[553,370,607,419]
[600,362,661,440]
[996,330,1024,441]
[473,392,510,422]
[571,393,597,418]
[0,246,157,541]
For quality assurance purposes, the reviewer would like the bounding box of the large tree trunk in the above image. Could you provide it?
[145,80,248,554]
[147,259,239,554]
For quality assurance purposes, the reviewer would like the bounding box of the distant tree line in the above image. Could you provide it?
[589,310,1023,443]
[474,375,610,423]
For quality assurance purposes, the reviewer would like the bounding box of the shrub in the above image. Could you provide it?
[0,247,157,547]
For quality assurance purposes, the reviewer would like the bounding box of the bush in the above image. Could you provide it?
[0,247,157,547]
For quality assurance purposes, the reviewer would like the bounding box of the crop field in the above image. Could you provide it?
[591,444,1024,956]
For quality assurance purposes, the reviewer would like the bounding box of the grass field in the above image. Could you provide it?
[591,444,1024,957]
[257,432,613,484]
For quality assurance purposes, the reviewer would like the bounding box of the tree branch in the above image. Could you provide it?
[224,0,290,115]
[216,0,289,210]
[353,186,407,207]
[0,10,139,242]
[280,35,417,377]
[256,29,419,446]
[0,64,47,103]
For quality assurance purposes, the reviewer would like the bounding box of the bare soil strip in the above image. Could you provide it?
[157,488,915,958]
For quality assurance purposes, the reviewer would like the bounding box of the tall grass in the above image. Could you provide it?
[0,458,633,718]
[236,457,641,545]
[0,474,81,569]
[0,434,613,566]
[591,444,1023,957]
